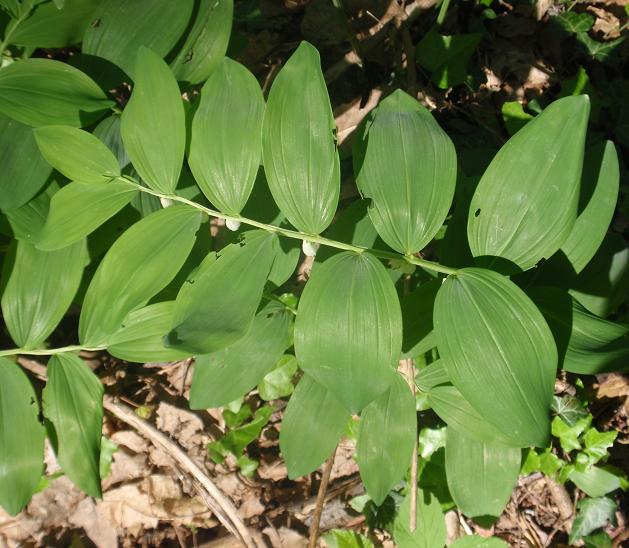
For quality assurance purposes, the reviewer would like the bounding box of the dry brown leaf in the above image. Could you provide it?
[69,498,118,548]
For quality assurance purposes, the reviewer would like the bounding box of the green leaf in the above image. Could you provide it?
[262,41,339,234]
[35,180,137,251]
[99,436,118,480]
[583,428,616,462]
[551,394,589,426]
[357,374,416,505]
[166,230,277,354]
[170,0,233,84]
[569,497,616,544]
[1,239,86,349]
[9,0,99,48]
[107,301,192,363]
[322,530,374,548]
[189,58,264,215]
[79,205,201,346]
[434,268,557,447]
[0,58,113,127]
[294,251,402,412]
[445,428,521,517]
[467,95,589,271]
[450,536,509,548]
[4,184,53,242]
[530,287,629,375]
[189,304,292,408]
[92,114,129,169]
[83,0,194,78]
[401,279,440,358]
[393,489,446,548]
[576,33,625,62]
[353,89,457,254]
[501,101,533,136]
[552,11,594,33]
[44,353,104,498]
[552,416,590,452]
[208,405,272,458]
[0,113,51,211]
[583,532,613,548]
[258,355,298,401]
[34,125,120,183]
[416,360,449,392]
[561,141,619,273]
[428,385,519,446]
[280,373,350,479]
[0,358,45,516]
[121,47,186,194]
[570,466,624,498]
[416,30,482,89]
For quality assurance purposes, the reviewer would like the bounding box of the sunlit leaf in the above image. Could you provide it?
[561,141,619,273]
[468,96,590,271]
[0,59,113,127]
[569,466,624,498]
[569,497,616,544]
[434,268,557,447]
[36,180,137,251]
[107,301,192,363]
[262,41,339,234]
[450,536,509,547]
[79,205,201,346]
[1,239,86,349]
[170,0,233,84]
[83,0,194,78]
[44,353,103,498]
[280,374,350,479]
[34,125,120,184]
[393,488,446,548]
[415,359,449,392]
[9,0,99,48]
[189,58,264,214]
[166,230,277,354]
[353,89,456,254]
[357,374,416,505]
[0,358,45,516]
[445,428,520,517]
[121,46,186,194]
[294,251,402,412]
[189,303,292,408]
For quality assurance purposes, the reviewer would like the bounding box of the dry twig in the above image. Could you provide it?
[308,448,337,548]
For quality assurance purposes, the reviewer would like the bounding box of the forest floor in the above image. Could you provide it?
[1,0,628,546]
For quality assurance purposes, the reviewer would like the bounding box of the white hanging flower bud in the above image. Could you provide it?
[302,240,320,257]
[225,219,241,231]
[159,197,173,208]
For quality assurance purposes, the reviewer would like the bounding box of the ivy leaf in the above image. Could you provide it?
[551,416,591,452]
[569,497,617,544]
[552,12,594,34]
[208,405,273,461]
[416,30,482,89]
[551,395,589,426]
[258,355,298,401]
[583,429,616,462]
[576,33,625,62]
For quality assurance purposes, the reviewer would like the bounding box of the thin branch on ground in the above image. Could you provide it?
[17,357,258,548]
[308,448,337,548]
